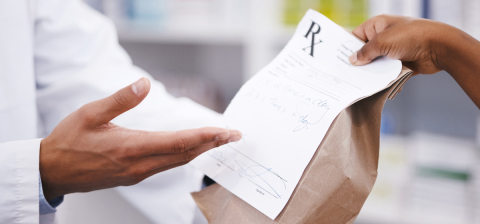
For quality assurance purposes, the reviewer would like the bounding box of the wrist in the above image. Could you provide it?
[431,23,477,74]
[39,138,63,201]
[42,184,60,201]
[426,22,454,72]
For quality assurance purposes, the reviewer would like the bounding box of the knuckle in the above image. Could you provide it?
[198,128,214,142]
[352,27,361,35]
[376,18,388,31]
[373,14,390,27]
[215,139,227,148]
[115,149,134,163]
[113,90,131,107]
[173,136,189,153]
[182,149,198,162]
[119,140,139,159]
[365,28,376,40]
[376,14,389,21]
[108,137,137,161]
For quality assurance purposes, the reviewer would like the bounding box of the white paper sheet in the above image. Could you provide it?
[191,9,402,219]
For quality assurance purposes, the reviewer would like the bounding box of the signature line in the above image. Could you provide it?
[227,145,288,183]
[248,179,279,199]
[236,160,284,199]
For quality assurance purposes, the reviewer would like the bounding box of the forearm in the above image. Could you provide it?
[437,26,480,109]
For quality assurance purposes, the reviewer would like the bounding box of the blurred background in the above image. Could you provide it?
[56,0,480,223]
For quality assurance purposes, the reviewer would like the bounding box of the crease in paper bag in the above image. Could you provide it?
[191,66,412,224]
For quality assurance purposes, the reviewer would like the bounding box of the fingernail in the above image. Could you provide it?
[228,134,242,143]
[349,52,358,65]
[132,78,147,96]
[215,131,230,141]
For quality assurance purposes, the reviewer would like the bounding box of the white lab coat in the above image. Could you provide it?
[0,0,220,223]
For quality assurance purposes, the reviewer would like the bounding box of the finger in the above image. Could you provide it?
[188,132,241,156]
[124,161,189,186]
[132,138,232,175]
[130,128,242,156]
[128,134,242,182]
[373,16,389,33]
[123,129,241,185]
[79,77,151,126]
[364,21,378,41]
[352,21,368,42]
[349,36,383,66]
[353,15,392,43]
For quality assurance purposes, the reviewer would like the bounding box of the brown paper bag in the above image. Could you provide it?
[192,67,412,224]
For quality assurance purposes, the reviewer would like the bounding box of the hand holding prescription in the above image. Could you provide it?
[191,10,403,219]
[349,14,480,109]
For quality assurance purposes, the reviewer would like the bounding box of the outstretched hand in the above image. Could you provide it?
[40,78,241,201]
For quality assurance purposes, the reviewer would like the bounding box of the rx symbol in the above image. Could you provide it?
[303,21,323,57]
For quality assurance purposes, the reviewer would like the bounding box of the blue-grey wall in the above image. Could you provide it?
[383,71,479,139]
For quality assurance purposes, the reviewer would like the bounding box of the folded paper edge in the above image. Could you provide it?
[388,67,413,100]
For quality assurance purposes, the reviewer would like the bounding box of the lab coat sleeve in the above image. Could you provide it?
[0,139,41,224]
[34,0,222,223]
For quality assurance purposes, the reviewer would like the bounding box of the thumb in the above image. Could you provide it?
[349,37,383,66]
[81,77,151,126]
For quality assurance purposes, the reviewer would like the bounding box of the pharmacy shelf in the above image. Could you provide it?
[117,27,245,45]
[116,21,295,82]
[117,25,295,46]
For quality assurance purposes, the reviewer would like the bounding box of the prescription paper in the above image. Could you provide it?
[191,9,402,219]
